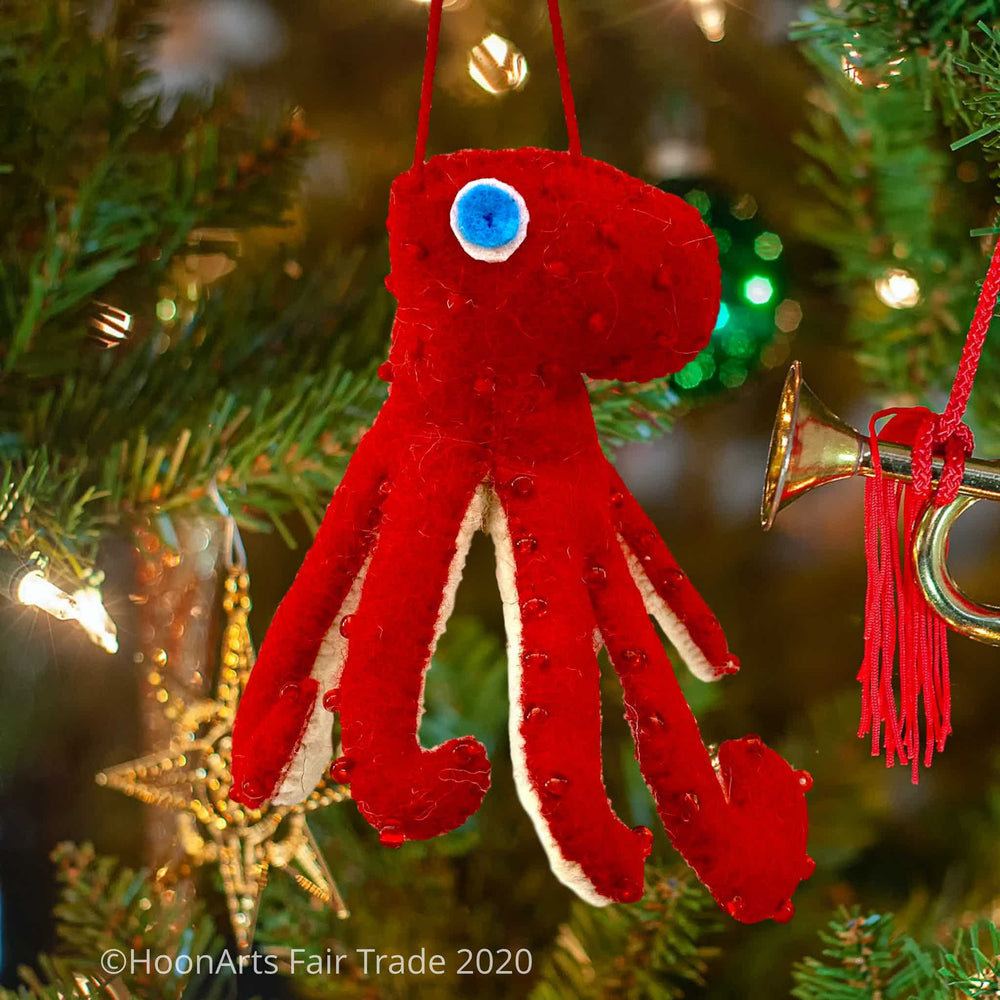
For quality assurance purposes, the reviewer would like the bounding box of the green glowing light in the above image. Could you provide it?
[720,361,748,388]
[684,189,711,217]
[726,330,754,357]
[675,360,703,389]
[713,228,733,254]
[743,275,774,306]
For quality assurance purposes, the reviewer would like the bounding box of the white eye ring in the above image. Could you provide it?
[449,178,529,262]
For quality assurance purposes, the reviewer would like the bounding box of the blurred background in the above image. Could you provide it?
[4,0,1000,997]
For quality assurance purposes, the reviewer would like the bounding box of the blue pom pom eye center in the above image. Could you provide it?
[455,183,522,249]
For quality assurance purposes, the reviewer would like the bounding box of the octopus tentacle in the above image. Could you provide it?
[606,463,739,681]
[490,477,647,906]
[272,551,371,805]
[584,490,810,924]
[231,416,392,807]
[335,442,492,846]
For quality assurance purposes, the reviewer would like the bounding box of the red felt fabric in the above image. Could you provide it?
[230,148,811,920]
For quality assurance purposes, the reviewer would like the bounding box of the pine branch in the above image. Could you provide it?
[4,842,234,1000]
[939,921,1000,998]
[0,0,378,582]
[588,379,683,449]
[0,957,107,1000]
[792,909,926,999]
[529,867,722,1000]
[793,907,1000,1000]
[0,0,312,368]
[792,4,1000,442]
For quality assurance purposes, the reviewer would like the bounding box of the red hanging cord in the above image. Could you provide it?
[547,0,583,157]
[909,236,1000,504]
[413,0,445,169]
[939,237,1000,434]
[413,0,583,168]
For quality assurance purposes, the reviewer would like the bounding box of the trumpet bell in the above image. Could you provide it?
[760,361,864,530]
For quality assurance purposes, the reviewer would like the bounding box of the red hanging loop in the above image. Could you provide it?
[413,0,583,169]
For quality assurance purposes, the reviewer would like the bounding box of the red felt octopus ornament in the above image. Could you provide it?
[231,0,811,924]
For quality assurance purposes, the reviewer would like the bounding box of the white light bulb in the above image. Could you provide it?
[17,571,78,620]
[15,570,118,654]
[71,587,119,654]
[690,0,725,42]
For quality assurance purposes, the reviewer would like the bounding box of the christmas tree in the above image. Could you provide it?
[5,1,1000,998]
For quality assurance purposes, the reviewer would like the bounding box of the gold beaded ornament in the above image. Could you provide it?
[98,521,348,955]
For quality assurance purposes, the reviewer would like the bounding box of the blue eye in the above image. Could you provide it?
[450,178,529,262]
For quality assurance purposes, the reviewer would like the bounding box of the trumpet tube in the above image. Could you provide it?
[761,361,1000,530]
[914,496,1000,645]
[762,361,1000,646]
[854,443,1000,500]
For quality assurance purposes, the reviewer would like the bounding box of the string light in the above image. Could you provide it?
[875,268,921,309]
[87,302,132,348]
[469,34,528,94]
[16,570,79,622]
[690,0,725,42]
[2,552,118,653]
[70,586,119,654]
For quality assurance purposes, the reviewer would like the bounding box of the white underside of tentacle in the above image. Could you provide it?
[618,535,723,683]
[274,554,372,806]
[488,492,611,908]
[273,487,486,807]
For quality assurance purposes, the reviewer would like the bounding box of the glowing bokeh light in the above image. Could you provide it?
[690,0,725,42]
[754,232,783,261]
[468,34,528,94]
[875,268,920,309]
[714,301,730,331]
[156,298,178,322]
[775,298,803,333]
[743,275,774,306]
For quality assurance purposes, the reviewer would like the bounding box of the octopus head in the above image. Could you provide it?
[387,148,721,382]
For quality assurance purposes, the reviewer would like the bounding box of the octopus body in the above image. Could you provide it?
[231,148,811,923]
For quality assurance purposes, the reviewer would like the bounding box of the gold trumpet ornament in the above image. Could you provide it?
[762,361,1000,643]
[762,355,1000,781]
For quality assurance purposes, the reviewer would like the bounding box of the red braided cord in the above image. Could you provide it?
[547,0,583,157]
[939,236,1000,436]
[909,236,1000,504]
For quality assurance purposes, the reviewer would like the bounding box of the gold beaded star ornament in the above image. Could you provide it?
[98,531,347,955]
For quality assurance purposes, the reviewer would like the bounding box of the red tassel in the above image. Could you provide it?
[859,409,951,783]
